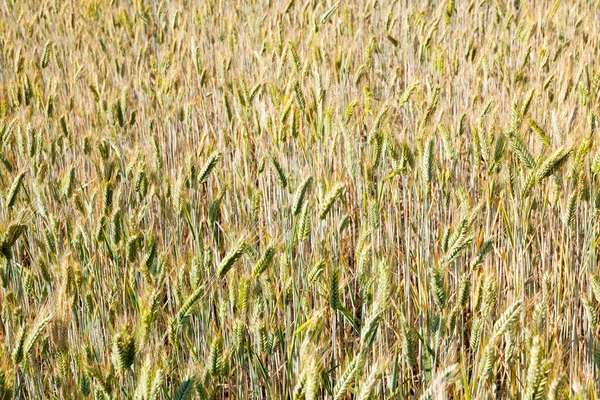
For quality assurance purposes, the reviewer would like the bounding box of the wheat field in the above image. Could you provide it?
[0,0,599,398]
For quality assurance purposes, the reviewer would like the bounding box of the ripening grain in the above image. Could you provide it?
[0,0,599,399]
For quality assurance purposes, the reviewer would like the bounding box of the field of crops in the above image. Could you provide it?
[0,0,599,398]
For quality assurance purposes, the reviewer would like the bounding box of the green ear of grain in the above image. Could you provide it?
[298,204,311,242]
[177,286,204,322]
[333,353,363,400]
[529,119,551,147]
[292,81,306,112]
[328,268,341,311]
[492,301,522,338]
[40,41,51,69]
[12,315,52,366]
[1,222,27,259]
[112,330,136,372]
[293,176,312,215]
[252,244,276,278]
[271,155,287,188]
[399,81,419,107]
[524,336,548,400]
[198,152,221,184]
[536,146,571,182]
[11,325,27,365]
[218,239,247,277]
[507,131,536,169]
[357,365,381,400]
[319,183,345,220]
[421,138,434,185]
[5,172,25,208]
[173,376,196,400]
[61,166,76,198]
[320,2,339,24]
[208,338,223,377]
